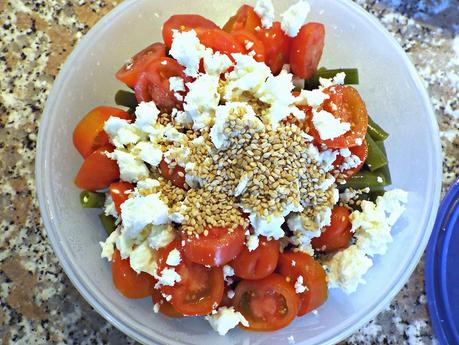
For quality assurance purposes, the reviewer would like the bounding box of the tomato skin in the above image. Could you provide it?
[311,206,352,253]
[277,252,328,316]
[223,5,262,34]
[233,273,299,331]
[75,145,120,191]
[73,106,132,158]
[332,140,368,179]
[115,43,166,88]
[231,30,265,62]
[109,182,134,215]
[151,288,183,318]
[112,250,156,299]
[231,237,279,280]
[255,22,292,75]
[196,29,243,56]
[134,57,185,113]
[290,23,325,79]
[182,226,246,267]
[159,160,185,188]
[162,15,219,49]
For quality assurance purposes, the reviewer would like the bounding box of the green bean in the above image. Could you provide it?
[375,141,392,185]
[367,115,389,141]
[99,213,116,235]
[338,170,389,191]
[365,134,388,172]
[80,191,105,208]
[304,68,359,90]
[115,90,138,109]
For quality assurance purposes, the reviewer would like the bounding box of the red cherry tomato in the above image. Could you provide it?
[233,273,299,331]
[109,182,134,215]
[115,43,166,88]
[290,23,325,79]
[112,249,156,299]
[158,242,224,316]
[182,226,246,267]
[162,14,219,49]
[277,252,328,316]
[159,160,185,188]
[231,30,265,62]
[307,85,369,148]
[332,140,368,179]
[73,106,132,158]
[151,288,183,318]
[255,21,292,75]
[75,145,119,191]
[134,57,185,113]
[311,206,352,253]
[196,29,243,57]
[223,5,262,34]
[231,236,279,280]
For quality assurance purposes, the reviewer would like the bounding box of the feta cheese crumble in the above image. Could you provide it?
[155,267,181,288]
[312,109,351,140]
[148,224,176,250]
[107,149,149,182]
[255,0,275,29]
[205,307,249,336]
[100,230,119,261]
[223,265,235,283]
[130,239,158,276]
[166,248,182,266]
[169,29,206,77]
[294,275,308,294]
[280,0,311,37]
[246,234,260,252]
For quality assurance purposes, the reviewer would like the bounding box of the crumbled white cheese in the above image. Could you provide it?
[169,29,206,77]
[227,289,235,299]
[294,275,308,294]
[333,72,346,85]
[133,141,163,167]
[295,89,330,108]
[203,49,233,75]
[355,138,363,146]
[155,267,182,288]
[234,174,252,197]
[287,212,322,255]
[246,234,260,252]
[254,0,275,28]
[129,239,158,276]
[104,117,142,148]
[376,189,408,226]
[280,0,311,37]
[137,178,160,192]
[99,230,120,261]
[134,101,160,133]
[166,248,182,266]
[104,194,118,218]
[312,109,351,140]
[340,154,361,171]
[116,230,135,259]
[223,265,235,283]
[169,76,185,93]
[289,105,306,121]
[249,213,286,240]
[153,303,160,313]
[108,149,149,182]
[339,148,351,158]
[205,307,249,336]
[291,260,296,267]
[318,149,339,172]
[148,224,176,250]
[288,335,296,344]
[172,108,193,127]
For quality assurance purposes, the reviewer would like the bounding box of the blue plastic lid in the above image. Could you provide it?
[425,177,459,345]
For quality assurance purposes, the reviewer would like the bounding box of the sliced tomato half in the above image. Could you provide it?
[162,14,219,48]
[109,181,134,215]
[222,5,262,34]
[151,288,183,318]
[332,139,368,178]
[231,30,265,62]
[159,160,185,188]
[311,206,352,253]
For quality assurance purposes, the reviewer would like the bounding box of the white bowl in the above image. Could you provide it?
[36,0,442,344]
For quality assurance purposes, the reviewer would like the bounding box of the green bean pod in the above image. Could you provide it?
[304,68,359,90]
[99,213,116,235]
[375,141,392,185]
[365,134,388,172]
[367,115,389,141]
[115,90,138,109]
[80,191,105,208]
[338,170,389,191]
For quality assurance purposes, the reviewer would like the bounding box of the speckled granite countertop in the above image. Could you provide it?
[1,0,458,344]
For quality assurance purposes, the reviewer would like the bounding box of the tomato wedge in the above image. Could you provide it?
[332,139,368,178]
[311,206,352,253]
[290,23,325,79]
[159,160,185,188]
[112,249,156,299]
[73,106,132,158]
[115,43,166,88]
[109,182,134,215]
[182,226,246,267]
[231,236,279,280]
[196,29,243,57]
[75,145,120,191]
[162,14,219,49]
[278,252,328,316]
[233,274,299,331]
[231,30,265,62]
[134,57,185,112]
[308,85,369,148]
[151,288,183,318]
[255,21,292,75]
[158,242,224,316]
[223,5,262,34]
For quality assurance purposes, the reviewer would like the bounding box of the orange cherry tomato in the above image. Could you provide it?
[134,57,185,113]
[231,236,279,280]
[311,206,352,253]
[159,160,185,188]
[158,242,224,316]
[182,226,246,267]
[223,5,262,34]
[151,288,183,318]
[162,14,219,49]
[290,23,325,79]
[109,182,134,215]
[332,140,368,179]
[233,273,299,331]
[255,21,292,75]
[115,43,166,88]
[112,249,156,299]
[278,252,328,316]
[75,145,119,191]
[196,29,243,57]
[73,106,132,158]
[231,30,265,62]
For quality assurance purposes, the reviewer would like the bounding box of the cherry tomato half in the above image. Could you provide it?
[332,139,368,179]
[182,226,246,267]
[311,206,352,253]
[151,288,183,318]
[231,30,265,62]
[231,236,279,280]
[159,160,185,188]
[290,23,325,79]
[233,273,299,331]
[223,5,262,34]
[196,29,243,57]
[112,249,156,299]
[73,106,132,158]
[278,252,328,316]
[162,14,219,49]
[115,43,166,88]
[109,181,134,215]
[75,145,119,191]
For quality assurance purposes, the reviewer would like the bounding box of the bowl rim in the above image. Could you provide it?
[36,0,442,344]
